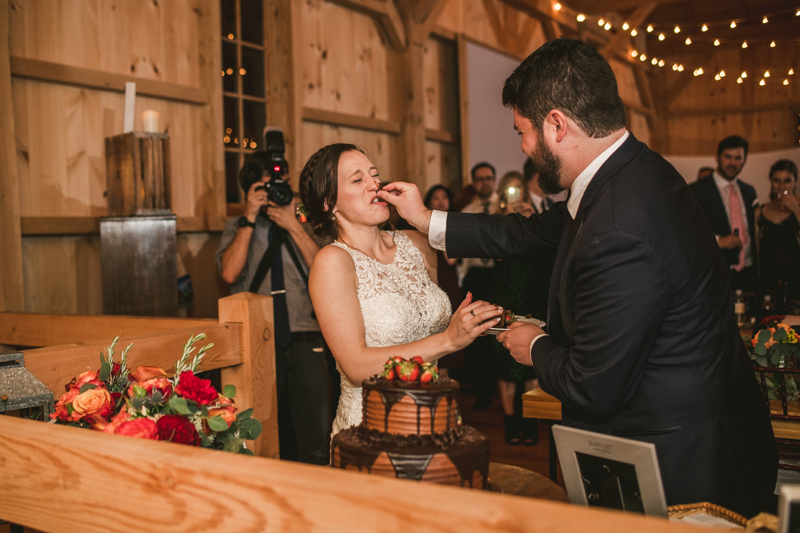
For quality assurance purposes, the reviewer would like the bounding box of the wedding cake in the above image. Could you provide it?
[330,358,490,489]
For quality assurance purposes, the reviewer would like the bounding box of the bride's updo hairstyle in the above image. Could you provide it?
[299,143,361,239]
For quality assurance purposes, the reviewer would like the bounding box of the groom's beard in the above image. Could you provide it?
[531,138,564,196]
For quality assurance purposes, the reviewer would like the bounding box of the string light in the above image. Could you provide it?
[785,79,790,85]
[674,25,680,33]
[759,79,766,86]
[678,65,684,72]
[702,24,708,32]
[693,67,704,76]
[651,58,658,65]
[598,18,605,26]
[720,70,726,77]
[659,33,665,41]
[764,70,770,77]
[714,39,720,46]
[762,16,768,23]
[672,64,679,71]
[737,77,743,83]
[742,41,748,48]
[576,13,585,22]
[631,50,638,57]
[604,22,611,30]
[647,24,653,32]
[790,69,795,75]
[685,37,692,45]
[622,22,629,30]
[771,41,776,47]
[639,54,647,61]
[715,74,721,80]
[796,8,800,16]
[741,71,748,78]
[658,60,665,67]
[554,2,562,9]
[631,29,638,36]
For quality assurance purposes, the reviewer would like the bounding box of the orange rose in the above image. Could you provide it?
[71,388,114,420]
[208,406,237,429]
[101,411,131,434]
[127,377,172,401]
[130,366,167,382]
[217,394,235,407]
[73,370,101,390]
[114,417,159,440]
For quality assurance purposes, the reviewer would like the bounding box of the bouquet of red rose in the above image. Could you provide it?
[50,334,262,454]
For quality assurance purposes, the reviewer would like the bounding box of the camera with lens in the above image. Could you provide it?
[254,129,293,206]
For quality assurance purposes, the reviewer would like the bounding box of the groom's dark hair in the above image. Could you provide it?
[502,37,626,138]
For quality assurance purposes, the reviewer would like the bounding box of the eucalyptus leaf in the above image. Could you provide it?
[223,385,237,399]
[754,344,767,356]
[758,329,773,344]
[169,397,192,415]
[241,448,255,456]
[79,383,98,393]
[223,437,244,452]
[757,356,768,367]
[775,328,788,342]
[99,361,111,381]
[241,419,263,439]
[207,415,230,432]
[237,408,254,420]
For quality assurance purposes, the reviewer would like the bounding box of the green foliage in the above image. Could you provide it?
[79,383,97,393]
[207,415,230,432]
[223,385,236,399]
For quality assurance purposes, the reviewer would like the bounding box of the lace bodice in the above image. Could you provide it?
[329,231,451,437]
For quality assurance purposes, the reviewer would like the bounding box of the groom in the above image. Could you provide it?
[379,37,777,517]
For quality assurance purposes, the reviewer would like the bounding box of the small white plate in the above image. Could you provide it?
[484,316,545,335]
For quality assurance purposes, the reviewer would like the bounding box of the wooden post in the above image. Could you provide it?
[218,293,278,459]
[394,24,428,188]
[0,0,24,312]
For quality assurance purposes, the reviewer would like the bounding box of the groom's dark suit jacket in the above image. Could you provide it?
[447,134,776,517]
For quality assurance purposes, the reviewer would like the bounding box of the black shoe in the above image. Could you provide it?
[504,414,521,445]
[521,417,539,446]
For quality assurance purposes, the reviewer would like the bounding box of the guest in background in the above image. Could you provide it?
[525,158,554,213]
[488,171,540,444]
[215,152,330,465]
[424,185,464,378]
[697,166,714,180]
[690,136,758,291]
[756,159,800,312]
[454,183,477,211]
[460,162,499,410]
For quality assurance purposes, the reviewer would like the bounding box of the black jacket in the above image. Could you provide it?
[446,134,776,517]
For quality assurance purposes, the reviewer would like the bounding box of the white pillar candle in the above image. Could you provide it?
[142,110,160,133]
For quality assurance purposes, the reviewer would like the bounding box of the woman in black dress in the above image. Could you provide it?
[757,159,800,313]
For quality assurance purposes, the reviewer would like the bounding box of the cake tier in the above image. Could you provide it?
[331,426,489,489]
[362,377,460,436]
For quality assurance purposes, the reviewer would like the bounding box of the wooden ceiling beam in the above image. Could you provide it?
[482,0,509,49]
[599,3,657,59]
[569,0,680,13]
[325,0,407,49]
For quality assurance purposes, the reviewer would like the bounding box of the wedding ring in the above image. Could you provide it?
[470,310,475,317]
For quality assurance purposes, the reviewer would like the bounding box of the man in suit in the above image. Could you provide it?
[690,136,758,291]
[380,37,777,517]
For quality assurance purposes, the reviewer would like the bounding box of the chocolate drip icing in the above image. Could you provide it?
[364,377,461,435]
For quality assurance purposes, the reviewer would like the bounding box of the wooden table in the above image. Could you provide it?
[488,462,569,502]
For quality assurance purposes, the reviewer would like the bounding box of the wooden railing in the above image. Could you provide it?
[0,293,278,458]
[0,415,703,533]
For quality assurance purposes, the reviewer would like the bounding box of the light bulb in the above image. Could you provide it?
[622,22,629,30]
[771,41,776,47]
[742,41,748,48]
[763,16,768,23]
[720,70,726,77]
[639,54,647,61]
[598,18,605,26]
[702,24,708,32]
[647,24,653,32]
[659,33,665,41]
[790,69,795,75]
[672,64,678,71]
[785,79,790,85]
[685,37,692,45]
[631,29,638,36]
[678,65,684,72]
[651,58,657,65]
[714,39,720,46]
[674,25,680,33]
[759,79,765,86]
[604,22,611,30]
[737,77,743,84]
[730,21,737,28]
[765,70,770,77]
[658,60,665,67]
[715,74,721,80]
[554,2,561,10]
[631,50,638,57]
[577,13,585,22]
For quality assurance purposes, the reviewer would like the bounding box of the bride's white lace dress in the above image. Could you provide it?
[329,231,452,437]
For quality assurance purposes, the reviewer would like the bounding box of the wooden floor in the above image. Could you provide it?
[459,390,565,490]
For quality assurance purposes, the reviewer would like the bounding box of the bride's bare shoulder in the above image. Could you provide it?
[314,243,355,270]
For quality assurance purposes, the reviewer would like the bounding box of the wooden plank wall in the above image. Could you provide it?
[7,0,226,317]
[655,44,800,155]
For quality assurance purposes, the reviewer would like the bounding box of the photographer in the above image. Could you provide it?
[215,147,329,466]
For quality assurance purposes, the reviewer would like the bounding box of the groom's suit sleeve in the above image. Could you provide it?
[445,202,565,259]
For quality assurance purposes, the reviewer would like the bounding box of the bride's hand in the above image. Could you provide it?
[445,292,502,351]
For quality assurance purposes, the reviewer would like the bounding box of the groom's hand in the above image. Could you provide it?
[496,322,542,367]
[377,182,431,233]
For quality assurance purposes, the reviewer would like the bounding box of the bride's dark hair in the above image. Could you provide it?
[299,143,361,239]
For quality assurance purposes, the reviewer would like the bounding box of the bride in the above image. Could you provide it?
[299,143,502,436]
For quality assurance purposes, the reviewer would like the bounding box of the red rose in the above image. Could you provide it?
[157,414,200,446]
[114,417,159,440]
[175,371,218,405]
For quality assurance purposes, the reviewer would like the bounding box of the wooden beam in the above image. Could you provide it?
[457,34,471,186]
[425,128,459,144]
[0,0,24,312]
[412,0,446,26]
[10,57,208,105]
[19,216,229,236]
[22,324,243,400]
[667,101,800,118]
[0,312,217,348]
[325,0,406,50]
[599,3,656,59]
[481,0,507,49]
[517,15,543,56]
[570,0,679,12]
[0,415,706,533]
[660,52,712,109]
[302,107,402,134]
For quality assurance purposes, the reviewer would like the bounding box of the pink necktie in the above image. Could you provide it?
[728,183,747,271]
